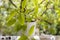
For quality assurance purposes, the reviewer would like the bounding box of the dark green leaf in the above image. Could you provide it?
[22,24,27,31]
[18,34,28,40]
[49,27,57,34]
[14,23,23,32]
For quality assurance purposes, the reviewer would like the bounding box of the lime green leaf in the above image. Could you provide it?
[34,6,38,14]
[33,0,38,6]
[6,10,17,22]
[22,0,27,9]
[33,0,38,18]
[28,25,34,36]
[18,13,25,25]
[18,35,28,40]
[7,18,16,26]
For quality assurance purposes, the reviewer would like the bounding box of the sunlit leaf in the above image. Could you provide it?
[6,10,17,22]
[22,0,27,9]
[7,18,16,26]
[18,13,25,25]
[33,0,38,6]
[34,6,38,15]
[28,25,34,36]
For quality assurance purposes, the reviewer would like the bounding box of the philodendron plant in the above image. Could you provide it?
[1,0,39,40]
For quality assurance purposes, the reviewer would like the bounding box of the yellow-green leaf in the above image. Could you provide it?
[28,25,34,36]
[34,6,38,14]
[22,0,27,9]
[18,13,25,25]
[6,10,17,22]
[7,18,16,26]
[33,0,38,6]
